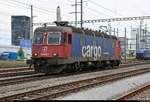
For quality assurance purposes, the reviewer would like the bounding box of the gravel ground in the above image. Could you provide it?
[56,73,150,100]
[127,88,150,100]
[0,64,150,98]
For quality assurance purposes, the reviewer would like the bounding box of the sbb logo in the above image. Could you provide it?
[82,45,101,58]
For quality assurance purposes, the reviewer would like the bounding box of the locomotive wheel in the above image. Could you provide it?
[33,63,41,73]
[64,64,72,73]
[93,61,101,69]
[80,63,85,71]
[64,64,77,73]
[110,61,114,69]
[114,60,120,66]
[74,62,81,72]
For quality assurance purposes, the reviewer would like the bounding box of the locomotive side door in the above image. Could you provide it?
[115,40,121,60]
[64,32,72,58]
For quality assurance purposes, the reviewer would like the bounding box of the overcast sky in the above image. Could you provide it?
[0,0,150,45]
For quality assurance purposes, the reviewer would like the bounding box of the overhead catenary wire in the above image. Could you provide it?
[0,0,74,25]
[67,0,112,20]
[89,0,124,17]
[0,1,53,17]
[9,0,74,20]
[0,0,29,9]
[3,0,54,15]
[0,1,30,16]
[9,0,55,13]
[84,6,111,18]
[0,1,31,17]
[0,0,73,22]
[70,0,120,17]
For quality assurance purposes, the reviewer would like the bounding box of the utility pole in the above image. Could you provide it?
[75,0,77,27]
[136,28,139,53]
[136,32,137,54]
[110,27,112,35]
[145,23,147,49]
[124,27,127,61]
[139,20,143,49]
[80,0,83,29]
[117,28,119,37]
[70,0,80,27]
[30,5,33,42]
[114,28,115,36]
[108,23,111,35]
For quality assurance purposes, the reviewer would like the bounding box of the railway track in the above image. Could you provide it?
[0,67,30,73]
[0,64,150,101]
[0,67,35,78]
[119,61,150,68]
[0,60,148,73]
[0,60,149,78]
[0,62,150,87]
[0,70,35,78]
[114,83,150,100]
[0,73,44,86]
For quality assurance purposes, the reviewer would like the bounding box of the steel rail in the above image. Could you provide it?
[0,60,149,76]
[0,73,44,86]
[0,62,149,87]
[0,67,30,73]
[0,66,150,101]
[114,83,150,100]
[0,70,35,78]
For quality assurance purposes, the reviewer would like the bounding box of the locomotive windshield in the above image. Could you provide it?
[48,32,61,44]
[33,32,44,44]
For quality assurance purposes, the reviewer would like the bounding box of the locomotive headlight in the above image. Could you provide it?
[34,53,38,56]
[53,53,57,56]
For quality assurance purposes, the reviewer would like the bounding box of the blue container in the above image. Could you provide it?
[143,50,150,59]
[9,52,17,60]
[0,52,18,60]
[0,52,9,60]
[4,52,18,60]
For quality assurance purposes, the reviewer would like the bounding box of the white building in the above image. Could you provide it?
[131,27,150,51]
[130,28,138,51]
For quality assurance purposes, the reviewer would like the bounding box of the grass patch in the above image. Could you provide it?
[0,60,28,68]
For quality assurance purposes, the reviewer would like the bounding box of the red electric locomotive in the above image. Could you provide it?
[29,22,121,74]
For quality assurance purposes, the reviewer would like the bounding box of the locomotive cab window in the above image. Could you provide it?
[48,32,61,44]
[68,34,72,44]
[61,33,67,43]
[33,32,44,44]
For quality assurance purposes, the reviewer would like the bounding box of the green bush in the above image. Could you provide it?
[17,48,25,60]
